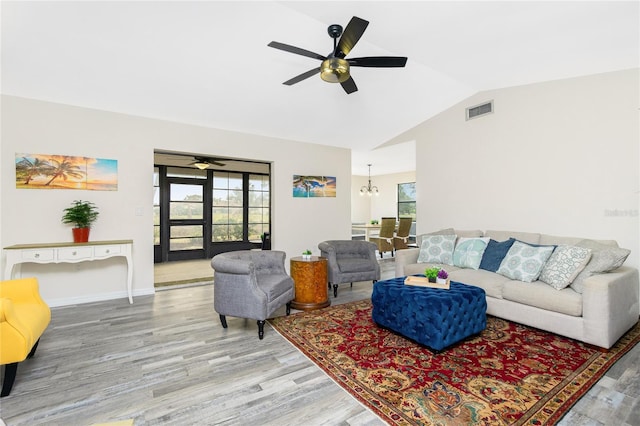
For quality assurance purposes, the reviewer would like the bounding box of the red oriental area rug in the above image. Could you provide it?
[269,299,640,425]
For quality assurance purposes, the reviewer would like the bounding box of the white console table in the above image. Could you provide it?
[3,239,134,304]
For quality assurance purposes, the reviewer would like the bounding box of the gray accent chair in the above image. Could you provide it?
[211,250,294,339]
[318,240,381,298]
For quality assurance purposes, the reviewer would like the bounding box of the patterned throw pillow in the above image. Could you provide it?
[539,245,592,290]
[453,237,490,270]
[497,241,555,282]
[417,234,457,265]
[570,240,631,294]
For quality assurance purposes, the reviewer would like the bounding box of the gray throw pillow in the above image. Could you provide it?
[539,245,592,290]
[570,239,630,293]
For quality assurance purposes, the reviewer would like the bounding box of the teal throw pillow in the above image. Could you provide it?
[417,234,456,265]
[497,241,555,282]
[453,237,490,270]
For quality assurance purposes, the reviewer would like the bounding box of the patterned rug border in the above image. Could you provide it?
[269,300,640,425]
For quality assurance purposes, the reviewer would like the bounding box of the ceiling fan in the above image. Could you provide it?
[189,156,226,170]
[268,16,407,94]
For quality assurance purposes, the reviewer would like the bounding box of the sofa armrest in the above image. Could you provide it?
[394,248,421,277]
[582,266,639,348]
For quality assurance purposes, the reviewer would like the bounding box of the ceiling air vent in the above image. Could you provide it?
[466,100,493,121]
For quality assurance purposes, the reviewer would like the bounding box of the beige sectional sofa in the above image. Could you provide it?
[394,229,639,349]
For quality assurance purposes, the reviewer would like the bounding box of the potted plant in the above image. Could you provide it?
[61,200,99,243]
[437,269,449,284]
[425,267,440,283]
[370,219,379,225]
[302,249,312,260]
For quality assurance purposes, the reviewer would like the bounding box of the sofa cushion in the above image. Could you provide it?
[416,228,455,246]
[453,237,490,269]
[417,234,456,265]
[502,280,583,317]
[497,241,555,282]
[479,238,516,272]
[570,240,631,293]
[484,230,541,245]
[449,268,510,299]
[539,245,592,290]
[454,230,485,239]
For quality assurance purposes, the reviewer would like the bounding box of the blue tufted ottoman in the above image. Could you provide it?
[371,276,487,351]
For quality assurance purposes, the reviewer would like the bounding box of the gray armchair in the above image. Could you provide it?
[211,250,294,339]
[318,240,381,298]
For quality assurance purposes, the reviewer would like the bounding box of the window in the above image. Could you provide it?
[248,174,270,242]
[398,182,416,220]
[212,172,244,242]
[153,168,160,245]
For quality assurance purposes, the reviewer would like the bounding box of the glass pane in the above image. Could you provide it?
[153,168,159,186]
[170,225,202,238]
[153,206,160,226]
[213,173,228,189]
[212,225,230,242]
[212,190,228,206]
[398,202,416,220]
[248,223,264,242]
[154,225,160,245]
[229,189,243,207]
[228,173,243,190]
[248,191,262,207]
[249,175,263,191]
[228,207,243,224]
[229,224,243,241]
[262,208,270,224]
[170,237,203,251]
[398,182,416,202]
[212,207,229,224]
[262,192,270,208]
[170,184,202,202]
[153,187,160,205]
[170,202,203,219]
[248,207,264,223]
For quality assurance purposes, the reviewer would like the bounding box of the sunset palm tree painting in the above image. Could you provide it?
[15,153,118,190]
[292,175,336,198]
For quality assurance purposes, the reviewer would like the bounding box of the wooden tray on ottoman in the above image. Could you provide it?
[404,276,450,289]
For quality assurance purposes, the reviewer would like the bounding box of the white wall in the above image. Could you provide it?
[411,69,639,269]
[351,171,417,222]
[1,96,352,306]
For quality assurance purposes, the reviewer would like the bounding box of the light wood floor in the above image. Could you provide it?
[2,257,639,425]
[154,259,214,287]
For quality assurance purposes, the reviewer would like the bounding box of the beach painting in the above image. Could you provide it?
[15,153,118,191]
[292,175,336,198]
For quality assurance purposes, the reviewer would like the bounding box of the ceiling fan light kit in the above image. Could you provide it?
[268,16,407,94]
[193,162,210,170]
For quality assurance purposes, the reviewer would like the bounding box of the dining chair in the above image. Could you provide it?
[393,217,413,250]
[370,217,396,258]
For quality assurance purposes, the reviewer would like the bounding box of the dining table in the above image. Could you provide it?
[351,223,382,242]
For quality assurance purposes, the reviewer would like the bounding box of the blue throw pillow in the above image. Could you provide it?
[479,238,516,272]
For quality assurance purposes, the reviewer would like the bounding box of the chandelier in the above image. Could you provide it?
[360,164,379,196]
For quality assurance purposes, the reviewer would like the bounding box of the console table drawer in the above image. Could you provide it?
[58,247,94,261]
[94,245,121,257]
[21,249,55,261]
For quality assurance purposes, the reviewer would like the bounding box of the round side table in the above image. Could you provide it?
[290,256,330,311]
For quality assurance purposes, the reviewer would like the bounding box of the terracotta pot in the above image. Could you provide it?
[72,227,90,243]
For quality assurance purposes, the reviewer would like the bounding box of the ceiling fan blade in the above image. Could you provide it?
[348,56,408,67]
[340,76,358,94]
[335,16,369,58]
[283,67,320,85]
[268,41,326,61]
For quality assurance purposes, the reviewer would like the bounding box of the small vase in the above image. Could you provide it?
[302,254,311,260]
[428,277,436,283]
[436,277,447,284]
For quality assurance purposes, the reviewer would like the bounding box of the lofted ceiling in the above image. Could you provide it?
[2,1,638,176]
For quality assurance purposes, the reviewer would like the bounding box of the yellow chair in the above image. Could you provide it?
[393,217,413,250]
[371,217,396,258]
[0,277,51,397]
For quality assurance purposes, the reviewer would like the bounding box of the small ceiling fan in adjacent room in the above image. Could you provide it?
[189,156,226,170]
[268,16,408,94]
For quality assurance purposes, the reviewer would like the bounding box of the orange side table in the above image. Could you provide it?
[290,256,330,311]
